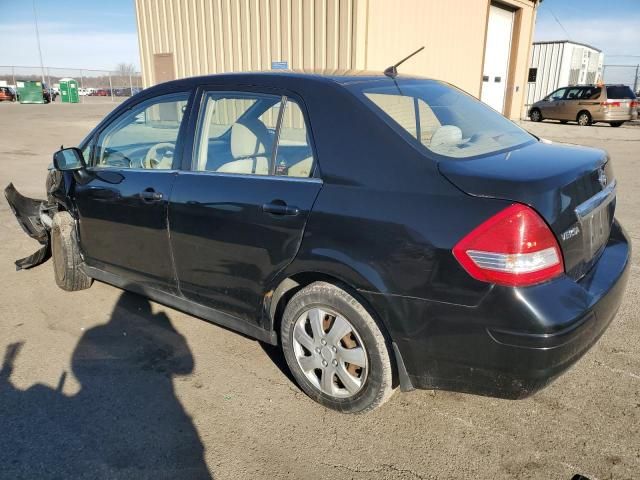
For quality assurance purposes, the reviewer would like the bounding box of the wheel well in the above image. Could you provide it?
[268,272,401,388]
[577,110,591,121]
[269,272,350,335]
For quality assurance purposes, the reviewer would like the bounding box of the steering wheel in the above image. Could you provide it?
[144,142,175,169]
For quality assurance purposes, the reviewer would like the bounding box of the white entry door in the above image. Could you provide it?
[481,4,514,113]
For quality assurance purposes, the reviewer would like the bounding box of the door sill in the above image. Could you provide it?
[83,265,278,345]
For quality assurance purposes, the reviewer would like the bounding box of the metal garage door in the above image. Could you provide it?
[481,3,514,113]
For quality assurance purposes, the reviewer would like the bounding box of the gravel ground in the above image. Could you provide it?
[0,101,638,480]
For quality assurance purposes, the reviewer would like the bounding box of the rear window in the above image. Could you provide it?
[606,86,635,99]
[355,80,534,159]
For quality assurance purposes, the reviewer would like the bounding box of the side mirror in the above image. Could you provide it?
[53,147,86,171]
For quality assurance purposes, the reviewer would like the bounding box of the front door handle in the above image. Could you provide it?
[140,188,163,202]
[262,201,300,216]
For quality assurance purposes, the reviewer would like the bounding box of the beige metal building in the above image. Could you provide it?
[134,0,540,119]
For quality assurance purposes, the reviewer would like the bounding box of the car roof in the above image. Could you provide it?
[148,69,433,94]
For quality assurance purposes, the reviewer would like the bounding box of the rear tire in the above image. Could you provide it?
[51,211,92,292]
[609,122,624,127]
[529,108,542,122]
[577,111,592,126]
[281,282,395,413]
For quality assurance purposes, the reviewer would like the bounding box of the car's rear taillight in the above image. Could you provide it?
[601,100,621,108]
[453,204,564,287]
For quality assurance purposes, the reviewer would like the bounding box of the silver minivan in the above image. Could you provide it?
[529,84,638,127]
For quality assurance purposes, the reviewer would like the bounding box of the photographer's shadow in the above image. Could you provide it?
[0,291,212,479]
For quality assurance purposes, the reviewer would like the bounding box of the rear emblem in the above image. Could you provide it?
[598,169,607,188]
[561,225,580,242]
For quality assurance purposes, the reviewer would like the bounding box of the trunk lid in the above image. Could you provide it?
[438,140,616,281]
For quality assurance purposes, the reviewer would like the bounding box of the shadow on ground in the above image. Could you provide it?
[0,291,212,479]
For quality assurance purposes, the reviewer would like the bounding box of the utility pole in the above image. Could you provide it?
[32,0,46,86]
[634,64,639,94]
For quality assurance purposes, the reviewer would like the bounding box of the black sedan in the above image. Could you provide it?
[5,71,630,413]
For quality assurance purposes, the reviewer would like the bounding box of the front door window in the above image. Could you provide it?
[94,92,189,169]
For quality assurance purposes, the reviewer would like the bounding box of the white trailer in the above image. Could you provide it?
[526,40,604,108]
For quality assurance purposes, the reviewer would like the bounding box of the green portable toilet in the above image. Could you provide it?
[59,78,79,103]
[17,80,44,104]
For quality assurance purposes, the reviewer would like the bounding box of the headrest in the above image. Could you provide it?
[430,125,463,148]
[231,120,270,159]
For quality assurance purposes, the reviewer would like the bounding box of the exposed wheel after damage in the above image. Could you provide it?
[51,211,92,291]
[281,282,394,413]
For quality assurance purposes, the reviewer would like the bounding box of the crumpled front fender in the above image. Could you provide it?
[4,183,52,270]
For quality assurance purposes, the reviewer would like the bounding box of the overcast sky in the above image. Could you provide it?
[0,0,638,73]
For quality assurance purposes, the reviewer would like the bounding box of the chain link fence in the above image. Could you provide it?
[0,65,143,101]
[602,64,640,95]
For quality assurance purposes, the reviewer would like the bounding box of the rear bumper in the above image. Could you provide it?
[361,220,631,399]
[593,112,633,122]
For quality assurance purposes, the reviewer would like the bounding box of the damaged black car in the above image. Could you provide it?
[5,71,630,413]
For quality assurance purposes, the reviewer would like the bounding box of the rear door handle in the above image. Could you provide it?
[262,202,300,216]
[140,189,163,202]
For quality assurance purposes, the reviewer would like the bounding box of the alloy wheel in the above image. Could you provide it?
[530,110,541,122]
[292,307,368,398]
[578,113,590,126]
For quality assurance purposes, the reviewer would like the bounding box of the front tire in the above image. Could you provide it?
[529,108,542,122]
[281,282,395,413]
[51,211,92,291]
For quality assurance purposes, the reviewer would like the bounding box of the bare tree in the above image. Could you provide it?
[115,63,136,77]
[113,63,138,92]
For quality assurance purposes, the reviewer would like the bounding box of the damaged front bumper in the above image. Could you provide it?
[4,183,55,270]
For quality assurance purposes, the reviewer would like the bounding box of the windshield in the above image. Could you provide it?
[353,79,534,159]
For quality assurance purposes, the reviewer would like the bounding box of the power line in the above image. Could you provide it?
[544,3,570,39]
[32,0,46,86]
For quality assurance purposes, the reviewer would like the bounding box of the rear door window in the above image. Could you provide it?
[606,86,635,99]
[194,92,315,178]
[581,87,602,100]
[274,98,315,178]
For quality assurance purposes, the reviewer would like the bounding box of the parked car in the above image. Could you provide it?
[42,83,58,103]
[95,89,110,96]
[529,84,638,127]
[4,71,630,413]
[0,86,16,101]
